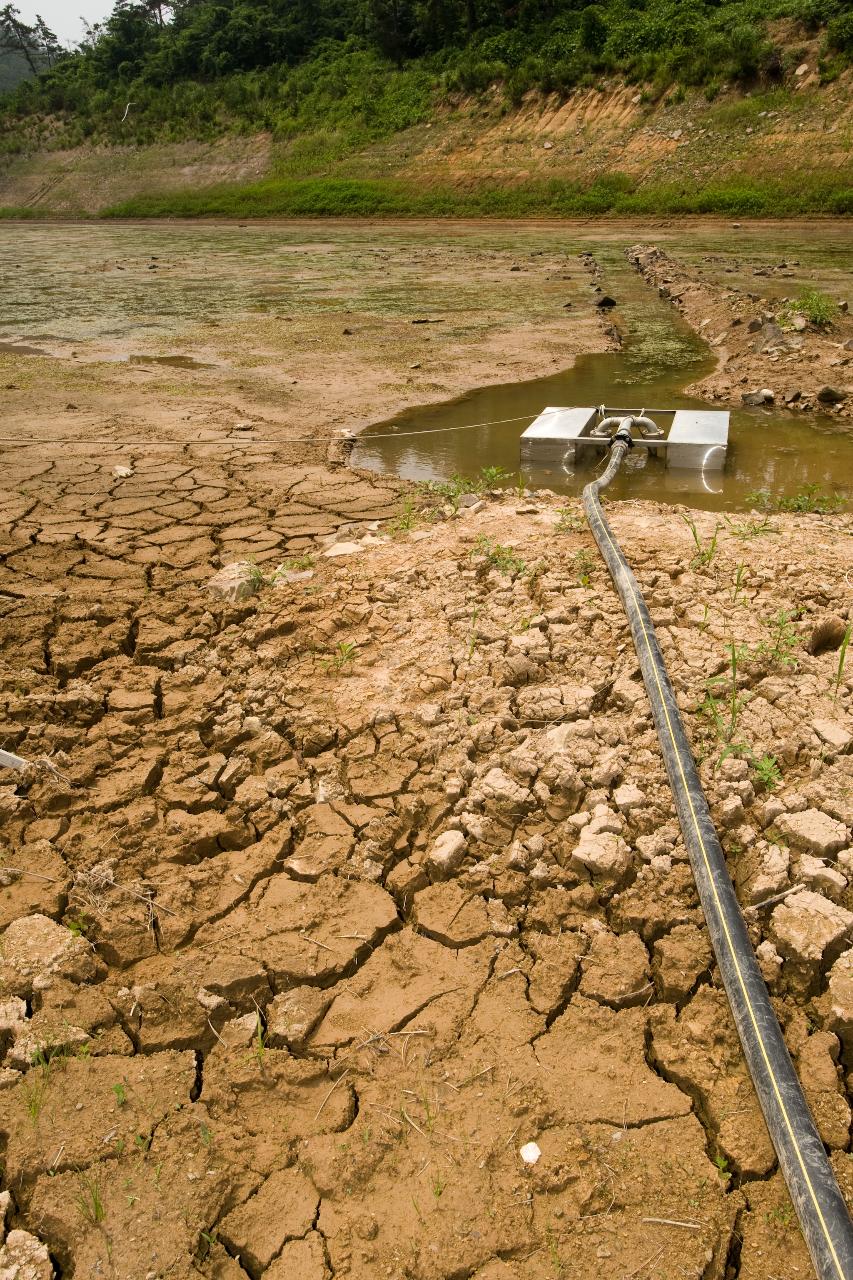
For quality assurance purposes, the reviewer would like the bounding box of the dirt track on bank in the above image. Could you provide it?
[0,225,852,1280]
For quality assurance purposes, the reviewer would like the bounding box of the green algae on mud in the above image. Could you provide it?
[101,173,853,221]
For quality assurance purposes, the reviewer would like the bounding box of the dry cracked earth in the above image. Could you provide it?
[0,225,852,1280]
[1,444,853,1280]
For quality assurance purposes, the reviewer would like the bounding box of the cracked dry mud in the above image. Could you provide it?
[0,229,852,1280]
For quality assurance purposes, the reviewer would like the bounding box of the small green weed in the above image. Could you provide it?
[747,485,845,514]
[322,640,359,675]
[200,1123,213,1147]
[76,1172,106,1225]
[431,1173,445,1200]
[782,287,839,330]
[714,1153,730,1179]
[756,610,799,669]
[724,512,776,540]
[731,562,748,604]
[479,465,509,487]
[682,514,721,568]
[833,623,851,700]
[66,916,93,939]
[555,507,582,534]
[112,1082,127,1107]
[274,554,314,576]
[574,549,595,586]
[751,753,782,790]
[387,497,419,535]
[472,535,526,576]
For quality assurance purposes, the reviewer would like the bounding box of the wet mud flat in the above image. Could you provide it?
[0,221,851,1279]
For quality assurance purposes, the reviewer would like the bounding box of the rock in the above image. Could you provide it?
[0,914,100,997]
[595,296,617,308]
[474,767,533,816]
[0,1229,54,1279]
[267,987,333,1049]
[111,465,134,479]
[614,783,645,812]
[817,386,845,404]
[795,62,808,76]
[747,318,762,333]
[749,844,789,904]
[775,808,849,858]
[206,561,260,602]
[457,493,480,508]
[790,314,807,332]
[759,388,775,402]
[826,948,853,1063]
[570,830,632,887]
[807,615,849,655]
[426,830,467,880]
[770,890,853,992]
[219,1168,319,1277]
[579,929,650,1007]
[741,390,769,406]
[783,389,801,404]
[812,719,852,753]
[323,541,362,558]
[796,1030,851,1150]
[797,854,847,901]
[652,923,713,1002]
[756,939,783,988]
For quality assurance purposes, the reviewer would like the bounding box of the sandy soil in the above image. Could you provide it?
[0,230,852,1280]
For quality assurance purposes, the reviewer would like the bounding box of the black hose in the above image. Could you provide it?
[583,441,853,1280]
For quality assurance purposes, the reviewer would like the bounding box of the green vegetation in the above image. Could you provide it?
[746,484,846,513]
[95,171,853,220]
[780,286,839,329]
[1,0,851,220]
[472,535,527,576]
[3,0,852,150]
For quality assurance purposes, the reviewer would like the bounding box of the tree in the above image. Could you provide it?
[0,5,38,74]
[33,14,62,65]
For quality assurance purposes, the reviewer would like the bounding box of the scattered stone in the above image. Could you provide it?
[457,493,480,508]
[790,314,807,332]
[817,386,845,405]
[812,719,852,753]
[795,62,808,76]
[426,830,467,880]
[797,854,847,901]
[323,541,362,558]
[0,1229,54,1280]
[759,387,775,402]
[519,1141,541,1164]
[595,296,617,309]
[770,890,853,993]
[775,808,849,858]
[570,830,632,887]
[111,465,134,479]
[206,561,260,602]
[614,783,645,812]
[266,987,333,1049]
[742,390,770,406]
[0,914,101,996]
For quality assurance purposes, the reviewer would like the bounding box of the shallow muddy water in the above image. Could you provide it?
[1,219,851,512]
[353,240,853,512]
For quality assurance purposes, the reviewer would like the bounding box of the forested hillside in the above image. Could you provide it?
[0,0,851,217]
[2,0,852,148]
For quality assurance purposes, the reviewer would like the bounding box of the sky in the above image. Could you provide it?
[15,2,114,46]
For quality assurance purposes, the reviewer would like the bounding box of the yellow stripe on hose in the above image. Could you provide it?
[588,499,845,1280]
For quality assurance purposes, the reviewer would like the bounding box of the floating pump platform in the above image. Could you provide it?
[520,405,729,472]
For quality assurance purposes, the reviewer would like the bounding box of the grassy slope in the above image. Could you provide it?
[1,55,851,219]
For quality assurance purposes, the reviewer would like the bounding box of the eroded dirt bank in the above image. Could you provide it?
[629,243,853,424]
[0,224,852,1279]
